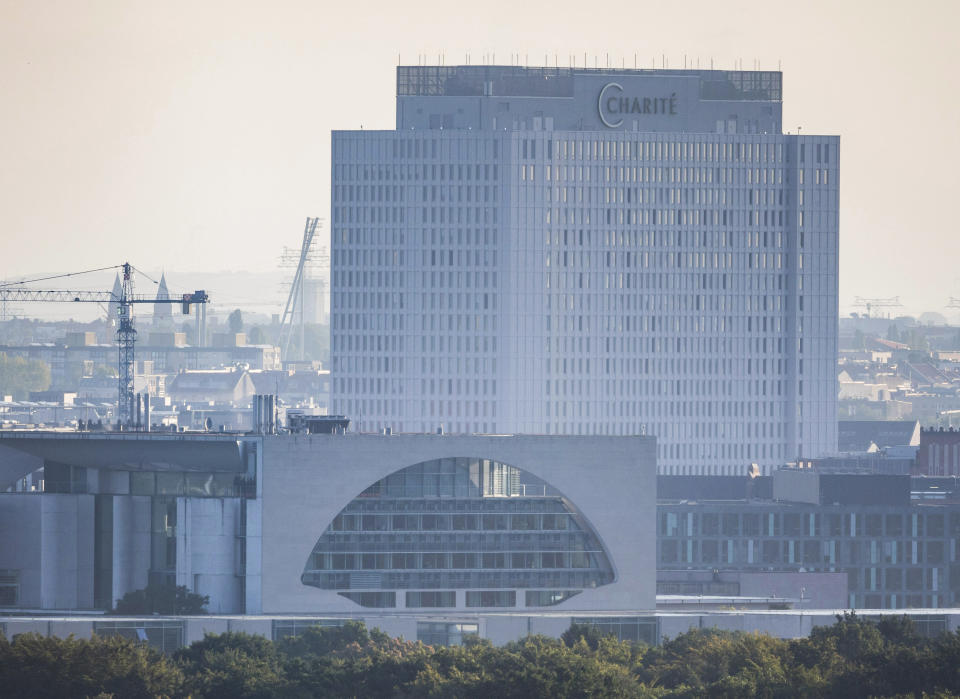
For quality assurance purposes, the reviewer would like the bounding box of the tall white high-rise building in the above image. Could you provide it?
[331,66,838,475]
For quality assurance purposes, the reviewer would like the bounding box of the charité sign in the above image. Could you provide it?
[597,82,679,128]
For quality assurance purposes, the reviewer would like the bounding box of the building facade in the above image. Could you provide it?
[330,66,839,474]
[658,497,960,610]
[0,430,656,615]
[917,427,960,476]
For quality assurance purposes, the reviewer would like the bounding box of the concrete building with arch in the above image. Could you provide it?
[259,433,655,613]
[0,430,656,616]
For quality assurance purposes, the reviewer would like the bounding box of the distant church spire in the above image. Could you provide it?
[106,273,122,326]
[153,272,173,328]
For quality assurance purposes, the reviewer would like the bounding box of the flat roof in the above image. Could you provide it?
[0,430,245,471]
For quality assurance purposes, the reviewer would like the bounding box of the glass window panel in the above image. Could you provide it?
[130,471,155,496]
[156,473,183,495]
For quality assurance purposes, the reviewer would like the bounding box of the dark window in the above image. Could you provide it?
[465,590,515,607]
[406,591,456,608]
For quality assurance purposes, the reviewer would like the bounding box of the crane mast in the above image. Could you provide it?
[116,262,136,425]
[278,217,326,362]
[0,262,208,426]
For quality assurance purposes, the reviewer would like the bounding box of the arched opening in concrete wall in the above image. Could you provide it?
[301,456,614,609]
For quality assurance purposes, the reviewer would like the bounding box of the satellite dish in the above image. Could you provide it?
[204,417,213,431]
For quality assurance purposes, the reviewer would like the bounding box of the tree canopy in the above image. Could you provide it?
[0,351,50,399]
[112,582,209,616]
[0,633,184,698]
[4,614,960,697]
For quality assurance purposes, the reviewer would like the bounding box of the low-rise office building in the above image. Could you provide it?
[659,470,960,609]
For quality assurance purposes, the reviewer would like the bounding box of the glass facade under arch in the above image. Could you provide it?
[302,457,614,608]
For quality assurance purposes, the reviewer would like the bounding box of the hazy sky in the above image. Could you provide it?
[1,0,958,318]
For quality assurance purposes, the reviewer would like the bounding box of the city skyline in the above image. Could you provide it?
[6,2,960,670]
[1,0,958,318]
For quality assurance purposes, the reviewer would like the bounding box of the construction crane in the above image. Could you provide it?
[0,262,208,425]
[277,217,326,361]
[853,296,903,318]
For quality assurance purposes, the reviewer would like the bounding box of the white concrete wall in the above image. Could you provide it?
[0,494,43,608]
[176,497,243,614]
[0,494,96,610]
[40,495,95,609]
[259,434,656,614]
[111,496,151,608]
